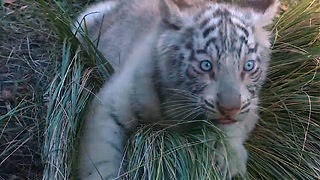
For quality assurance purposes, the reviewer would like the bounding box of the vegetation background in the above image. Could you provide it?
[0,0,319,179]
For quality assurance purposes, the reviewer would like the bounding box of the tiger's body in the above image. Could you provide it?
[75,0,278,179]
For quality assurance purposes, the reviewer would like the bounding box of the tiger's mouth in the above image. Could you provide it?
[201,113,238,125]
[216,118,237,125]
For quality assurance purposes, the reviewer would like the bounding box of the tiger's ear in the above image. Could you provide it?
[241,0,279,27]
[159,0,184,30]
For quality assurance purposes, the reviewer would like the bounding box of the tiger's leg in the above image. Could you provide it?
[78,91,136,180]
[216,113,259,178]
[215,127,246,178]
[78,58,159,179]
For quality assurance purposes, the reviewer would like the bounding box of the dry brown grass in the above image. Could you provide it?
[0,1,55,179]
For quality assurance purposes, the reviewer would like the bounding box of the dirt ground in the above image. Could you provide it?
[0,0,98,178]
[0,1,55,179]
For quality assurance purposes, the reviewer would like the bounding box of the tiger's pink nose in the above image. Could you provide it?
[217,93,241,117]
[217,105,240,117]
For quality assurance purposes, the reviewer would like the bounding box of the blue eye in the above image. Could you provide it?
[200,60,212,72]
[244,60,255,71]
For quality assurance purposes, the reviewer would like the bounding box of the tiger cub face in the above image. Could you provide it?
[157,0,278,124]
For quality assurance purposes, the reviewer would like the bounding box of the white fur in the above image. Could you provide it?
[79,30,161,179]
[72,1,119,35]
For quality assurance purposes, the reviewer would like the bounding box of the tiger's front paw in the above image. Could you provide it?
[228,144,248,177]
[214,143,248,178]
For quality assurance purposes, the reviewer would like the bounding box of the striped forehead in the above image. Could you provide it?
[193,5,254,55]
[195,5,251,32]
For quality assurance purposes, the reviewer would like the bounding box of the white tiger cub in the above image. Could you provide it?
[75,0,279,179]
